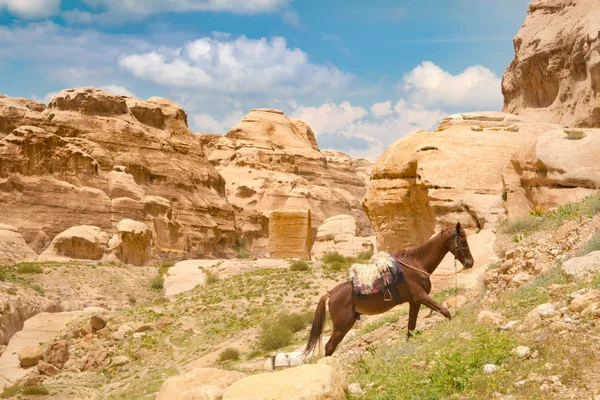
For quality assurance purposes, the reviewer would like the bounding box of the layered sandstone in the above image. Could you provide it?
[201,109,374,253]
[311,214,375,259]
[363,112,600,252]
[268,209,312,259]
[502,0,600,127]
[0,88,236,259]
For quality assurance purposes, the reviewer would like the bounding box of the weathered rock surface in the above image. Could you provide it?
[45,340,68,368]
[157,367,246,400]
[363,112,600,250]
[201,109,374,254]
[268,209,312,260]
[562,251,600,280]
[0,88,236,259]
[0,290,59,346]
[502,0,600,128]
[222,363,347,400]
[311,214,375,259]
[18,346,42,368]
[0,224,37,264]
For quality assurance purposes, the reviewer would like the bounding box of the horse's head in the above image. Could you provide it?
[448,222,474,268]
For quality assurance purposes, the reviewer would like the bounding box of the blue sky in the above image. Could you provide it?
[0,0,531,159]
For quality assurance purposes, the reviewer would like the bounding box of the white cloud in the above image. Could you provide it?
[371,100,392,117]
[119,34,352,96]
[401,61,502,111]
[64,0,292,24]
[31,91,58,104]
[192,110,246,133]
[291,102,368,134]
[0,0,60,19]
[282,10,302,29]
[100,84,136,97]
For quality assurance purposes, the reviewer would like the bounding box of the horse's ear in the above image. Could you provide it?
[455,222,461,231]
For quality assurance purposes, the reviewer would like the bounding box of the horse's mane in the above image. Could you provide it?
[394,228,451,267]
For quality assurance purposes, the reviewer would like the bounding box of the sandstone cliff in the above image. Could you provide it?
[363,112,600,252]
[502,0,600,127]
[201,109,374,252]
[0,88,236,259]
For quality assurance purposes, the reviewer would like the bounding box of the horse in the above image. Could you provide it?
[304,222,474,357]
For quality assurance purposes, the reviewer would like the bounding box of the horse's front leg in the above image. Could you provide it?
[417,293,451,320]
[407,302,420,340]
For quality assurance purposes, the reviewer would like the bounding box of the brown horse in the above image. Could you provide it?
[305,222,474,357]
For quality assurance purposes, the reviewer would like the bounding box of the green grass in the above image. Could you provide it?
[150,275,164,290]
[31,284,45,296]
[233,236,250,259]
[257,311,313,351]
[349,309,517,400]
[432,286,464,302]
[289,259,310,271]
[218,347,240,362]
[205,270,220,284]
[357,250,374,261]
[15,263,43,274]
[321,251,373,272]
[21,386,49,396]
[0,385,20,398]
[577,234,600,257]
[359,309,408,335]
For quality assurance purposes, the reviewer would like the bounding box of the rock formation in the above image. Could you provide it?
[363,112,600,252]
[0,88,236,259]
[201,109,374,253]
[311,214,375,259]
[502,0,600,127]
[268,209,312,259]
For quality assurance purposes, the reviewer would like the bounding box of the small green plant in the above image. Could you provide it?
[205,270,220,284]
[289,259,310,271]
[21,386,49,396]
[529,205,547,217]
[150,274,164,290]
[577,234,600,257]
[47,113,55,122]
[159,261,175,276]
[564,130,586,140]
[500,216,545,235]
[247,349,263,360]
[323,233,336,241]
[16,263,43,274]
[127,293,137,305]
[32,284,45,296]
[6,288,16,295]
[501,188,508,202]
[357,250,374,261]
[0,385,20,398]
[258,323,293,351]
[322,251,357,271]
[218,347,240,362]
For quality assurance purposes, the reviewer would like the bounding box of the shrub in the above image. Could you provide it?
[150,274,164,290]
[21,386,49,396]
[205,270,220,284]
[258,323,293,351]
[322,252,346,264]
[6,288,16,295]
[159,261,175,275]
[289,259,310,271]
[529,205,547,217]
[278,311,313,333]
[499,216,546,235]
[218,348,240,362]
[0,385,20,398]
[577,234,600,257]
[32,284,44,296]
[127,293,137,304]
[16,263,43,274]
[233,236,250,259]
[564,130,586,140]
[357,251,374,261]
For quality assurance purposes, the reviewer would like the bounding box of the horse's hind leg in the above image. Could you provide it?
[324,285,356,356]
[407,302,420,340]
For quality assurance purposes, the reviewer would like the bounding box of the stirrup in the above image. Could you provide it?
[384,289,392,302]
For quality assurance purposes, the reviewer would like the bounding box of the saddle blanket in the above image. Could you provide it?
[349,252,405,298]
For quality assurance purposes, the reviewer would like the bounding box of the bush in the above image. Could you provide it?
[0,385,20,398]
[321,252,346,264]
[32,284,44,296]
[233,236,250,259]
[205,270,220,284]
[499,216,546,235]
[258,323,293,351]
[21,386,49,396]
[577,234,600,257]
[278,311,313,333]
[357,251,374,261]
[321,251,358,271]
[564,130,586,140]
[289,259,310,271]
[218,347,240,362]
[16,263,43,274]
[150,274,164,290]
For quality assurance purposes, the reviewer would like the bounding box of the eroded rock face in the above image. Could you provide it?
[311,214,375,259]
[0,88,235,259]
[363,112,600,251]
[0,224,37,264]
[268,209,312,259]
[202,109,374,254]
[502,0,600,127]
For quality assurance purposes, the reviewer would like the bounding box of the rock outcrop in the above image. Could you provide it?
[0,224,37,264]
[201,109,374,253]
[268,209,312,259]
[502,0,600,128]
[157,368,246,400]
[311,214,375,259]
[0,88,236,259]
[363,112,600,251]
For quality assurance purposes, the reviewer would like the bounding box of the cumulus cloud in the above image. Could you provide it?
[99,84,136,97]
[192,110,246,133]
[401,61,502,111]
[291,102,368,134]
[371,100,392,117]
[119,33,352,96]
[64,0,293,24]
[0,0,60,19]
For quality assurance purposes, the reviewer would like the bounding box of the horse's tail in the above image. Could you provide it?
[304,292,330,357]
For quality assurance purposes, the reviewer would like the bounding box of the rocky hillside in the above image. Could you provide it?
[201,109,374,253]
[502,0,600,127]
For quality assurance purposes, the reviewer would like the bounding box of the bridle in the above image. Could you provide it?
[448,227,468,262]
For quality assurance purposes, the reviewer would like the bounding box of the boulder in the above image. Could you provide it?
[0,224,38,264]
[37,360,58,376]
[80,349,110,371]
[476,310,505,326]
[39,225,109,261]
[502,0,600,128]
[111,356,130,367]
[222,363,346,400]
[18,345,43,368]
[45,340,69,368]
[157,367,246,400]
[570,290,600,312]
[90,314,107,330]
[114,219,153,266]
[268,209,312,260]
[311,215,375,259]
[562,251,600,281]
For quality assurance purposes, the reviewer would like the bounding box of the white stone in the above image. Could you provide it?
[484,364,499,374]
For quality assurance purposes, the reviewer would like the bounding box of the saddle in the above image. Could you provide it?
[350,252,405,303]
